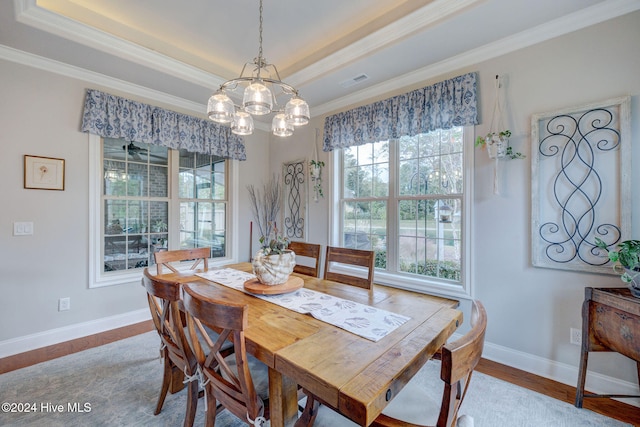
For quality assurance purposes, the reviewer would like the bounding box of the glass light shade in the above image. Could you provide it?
[207,91,235,123]
[272,113,294,137]
[231,111,254,135]
[285,96,310,126]
[243,80,273,115]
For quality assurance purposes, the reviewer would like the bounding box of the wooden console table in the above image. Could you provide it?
[575,287,640,407]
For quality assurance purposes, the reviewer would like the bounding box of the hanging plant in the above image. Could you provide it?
[475,130,525,160]
[309,159,324,199]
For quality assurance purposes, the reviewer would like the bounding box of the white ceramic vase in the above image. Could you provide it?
[486,135,508,159]
[252,249,296,285]
[625,267,640,297]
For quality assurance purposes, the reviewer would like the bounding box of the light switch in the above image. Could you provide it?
[13,221,34,236]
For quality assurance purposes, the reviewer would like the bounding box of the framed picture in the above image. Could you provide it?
[24,155,65,190]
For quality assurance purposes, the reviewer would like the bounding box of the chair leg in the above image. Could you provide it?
[155,353,172,415]
[183,374,199,427]
[205,384,217,427]
[295,392,320,427]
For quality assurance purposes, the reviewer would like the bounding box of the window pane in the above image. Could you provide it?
[195,170,212,199]
[150,201,168,248]
[373,163,389,197]
[340,127,464,286]
[149,145,168,165]
[103,161,126,196]
[179,169,195,199]
[149,165,168,197]
[179,201,226,258]
[127,163,148,197]
[104,138,125,161]
[180,201,196,248]
[213,158,226,199]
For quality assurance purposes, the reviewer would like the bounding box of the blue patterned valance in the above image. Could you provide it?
[323,72,478,151]
[81,89,246,160]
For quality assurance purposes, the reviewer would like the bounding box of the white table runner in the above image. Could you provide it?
[196,268,410,342]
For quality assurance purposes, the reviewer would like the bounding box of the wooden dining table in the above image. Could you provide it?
[156,262,462,427]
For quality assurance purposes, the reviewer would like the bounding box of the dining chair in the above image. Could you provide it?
[181,283,270,427]
[296,300,487,427]
[323,246,375,289]
[288,241,322,277]
[154,247,210,275]
[142,267,199,427]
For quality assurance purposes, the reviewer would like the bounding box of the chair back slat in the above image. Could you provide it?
[142,268,194,367]
[289,241,322,277]
[141,268,200,426]
[154,247,210,275]
[182,284,265,424]
[323,246,375,289]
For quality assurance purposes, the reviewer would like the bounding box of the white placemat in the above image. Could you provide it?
[196,268,410,342]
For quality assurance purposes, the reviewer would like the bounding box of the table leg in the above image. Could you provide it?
[269,367,299,427]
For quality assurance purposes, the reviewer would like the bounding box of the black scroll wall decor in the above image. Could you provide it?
[282,159,307,240]
[531,97,631,274]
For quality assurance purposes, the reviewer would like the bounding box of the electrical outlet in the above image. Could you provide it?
[570,327,582,345]
[58,297,70,312]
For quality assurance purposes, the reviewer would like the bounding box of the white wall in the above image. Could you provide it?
[269,11,640,394]
[1,9,638,398]
[0,58,269,349]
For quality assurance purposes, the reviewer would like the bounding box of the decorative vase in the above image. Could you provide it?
[486,135,508,159]
[252,249,296,285]
[625,267,640,298]
[311,165,321,179]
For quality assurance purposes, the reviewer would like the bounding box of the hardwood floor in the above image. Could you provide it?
[477,358,640,426]
[1,322,638,426]
[0,320,153,375]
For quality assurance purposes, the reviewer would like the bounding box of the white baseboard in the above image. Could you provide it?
[0,309,151,359]
[482,339,640,408]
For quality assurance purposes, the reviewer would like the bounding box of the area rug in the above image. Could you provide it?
[0,332,631,426]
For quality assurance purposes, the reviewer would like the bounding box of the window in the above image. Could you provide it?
[338,127,472,297]
[90,135,232,287]
[178,150,227,258]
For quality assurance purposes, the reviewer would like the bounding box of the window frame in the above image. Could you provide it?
[88,134,239,288]
[330,126,474,298]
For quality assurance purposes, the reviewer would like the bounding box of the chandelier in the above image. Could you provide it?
[207,0,310,137]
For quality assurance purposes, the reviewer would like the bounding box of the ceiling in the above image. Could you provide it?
[2,0,638,123]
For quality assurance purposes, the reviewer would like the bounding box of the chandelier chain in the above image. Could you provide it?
[257,0,264,68]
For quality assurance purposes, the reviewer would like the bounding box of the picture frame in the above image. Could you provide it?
[530,96,631,274]
[24,155,65,190]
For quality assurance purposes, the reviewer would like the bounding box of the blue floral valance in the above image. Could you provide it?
[81,89,246,160]
[323,72,478,151]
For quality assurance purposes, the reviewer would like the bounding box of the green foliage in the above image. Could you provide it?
[374,250,460,281]
[259,223,290,255]
[400,259,461,281]
[475,129,525,160]
[595,238,640,283]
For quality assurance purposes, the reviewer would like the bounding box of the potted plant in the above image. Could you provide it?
[247,176,295,285]
[595,238,640,297]
[475,130,525,160]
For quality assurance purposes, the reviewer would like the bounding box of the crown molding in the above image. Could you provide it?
[285,0,481,88]
[311,0,640,117]
[0,44,206,115]
[13,0,225,89]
